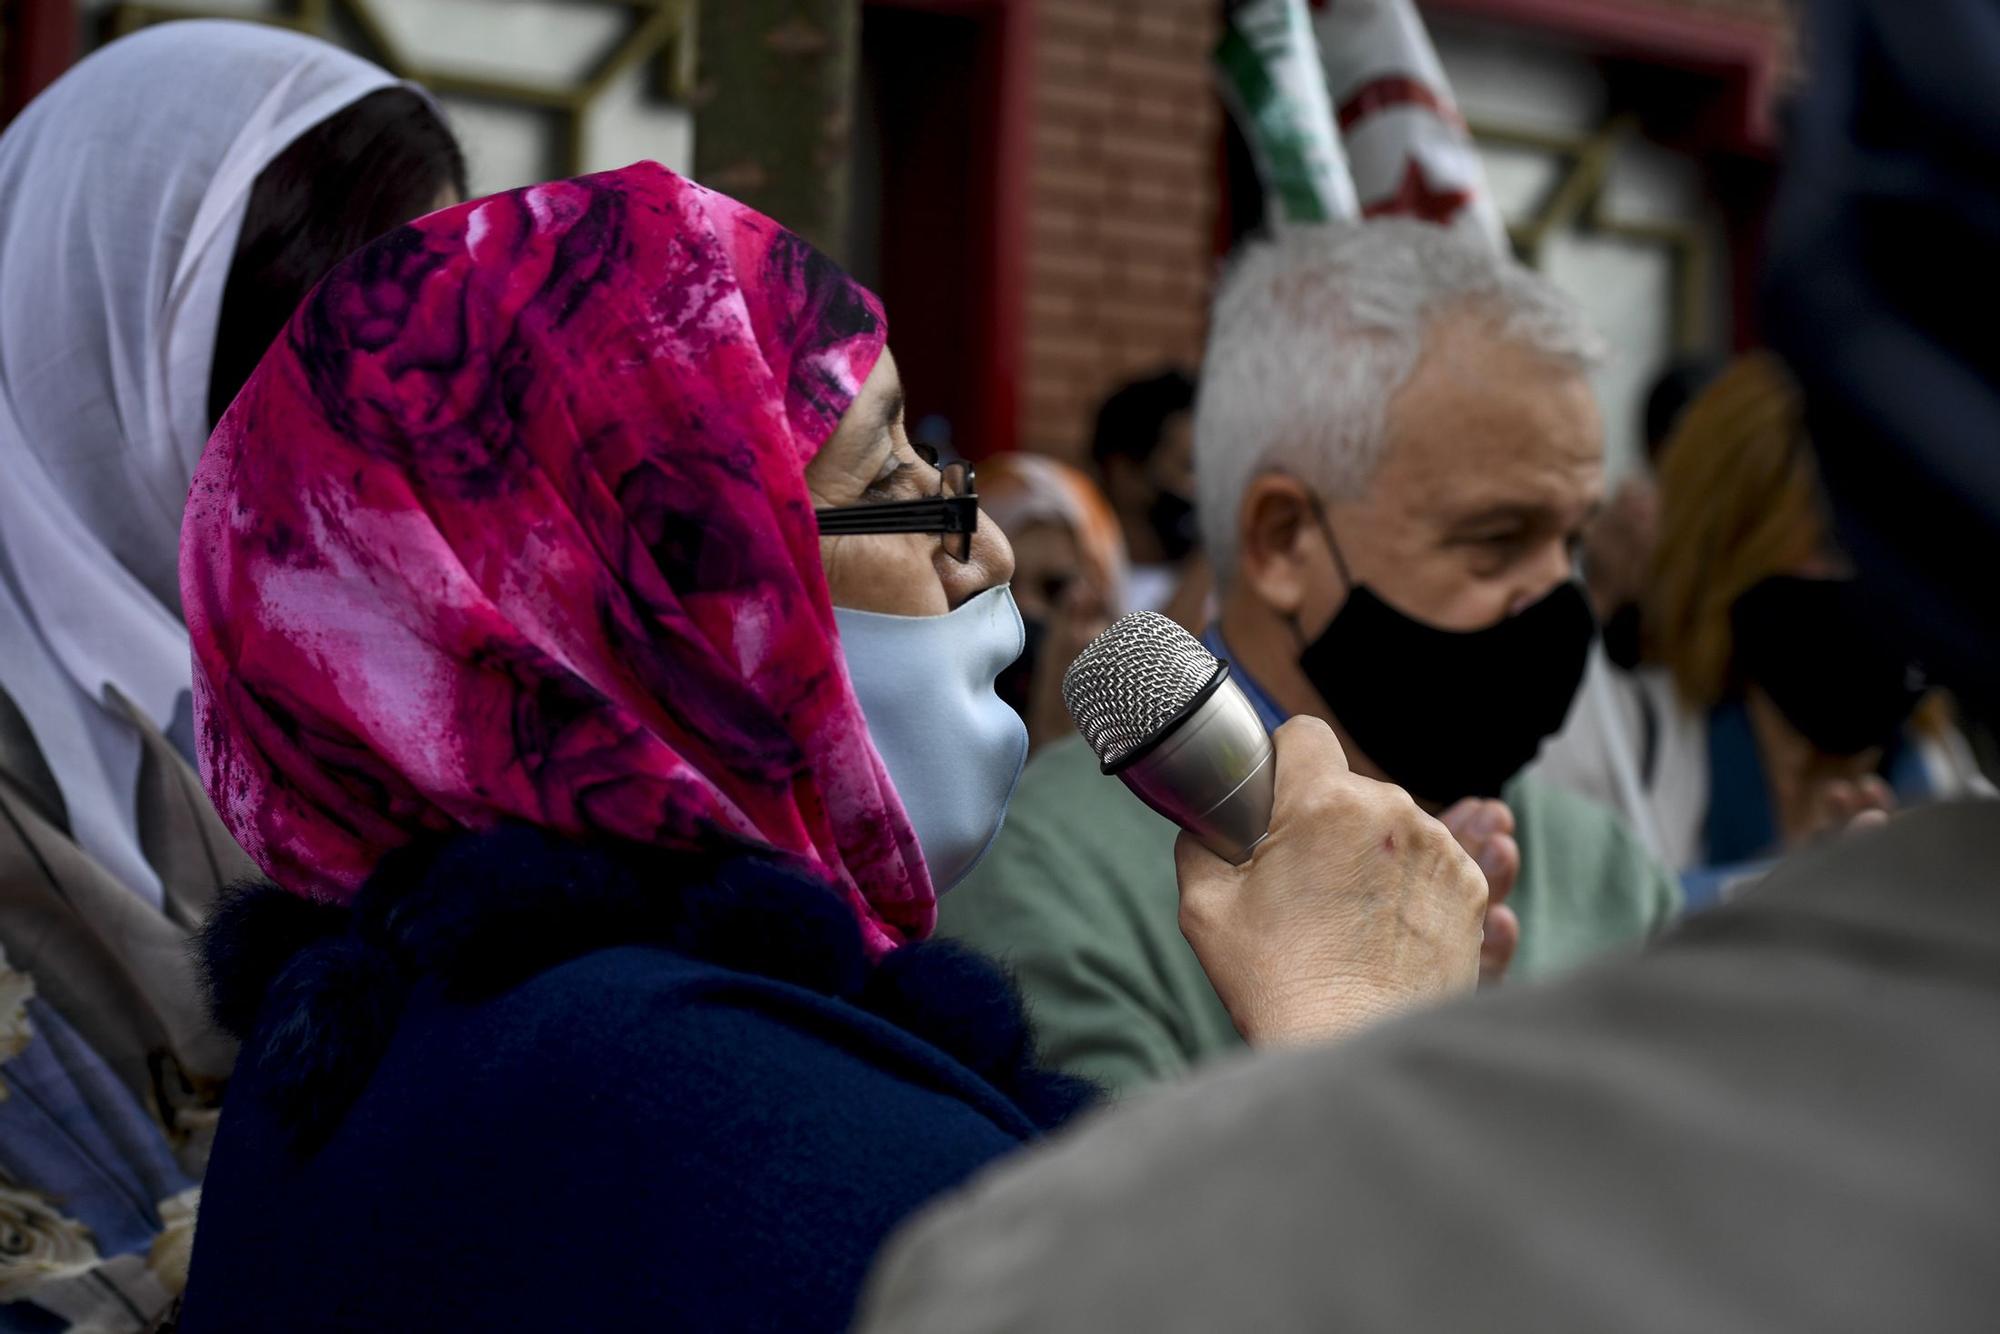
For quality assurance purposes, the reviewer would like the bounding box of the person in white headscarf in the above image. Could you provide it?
[0,21,462,1329]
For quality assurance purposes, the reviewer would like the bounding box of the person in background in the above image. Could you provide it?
[938,221,1680,1097]
[1090,368,1209,626]
[981,453,1125,755]
[0,22,463,1328]
[174,161,1492,1332]
[1541,354,1988,896]
[1584,356,1724,670]
[1531,357,1725,865]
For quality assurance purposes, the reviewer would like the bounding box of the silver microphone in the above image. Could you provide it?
[1063,612,1276,864]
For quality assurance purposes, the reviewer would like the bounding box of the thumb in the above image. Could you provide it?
[1174,828,1241,932]
[1269,714,1352,803]
[1174,826,1237,886]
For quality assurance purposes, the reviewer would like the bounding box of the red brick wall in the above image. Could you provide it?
[1021,0,1222,462]
[1016,0,1794,463]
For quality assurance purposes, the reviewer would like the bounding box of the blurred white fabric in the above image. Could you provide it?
[0,21,398,905]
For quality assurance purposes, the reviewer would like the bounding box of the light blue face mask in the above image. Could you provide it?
[835,585,1030,893]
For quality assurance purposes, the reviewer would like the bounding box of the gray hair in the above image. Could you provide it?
[1193,220,1604,582]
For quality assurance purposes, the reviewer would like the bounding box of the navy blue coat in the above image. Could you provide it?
[178,827,1093,1333]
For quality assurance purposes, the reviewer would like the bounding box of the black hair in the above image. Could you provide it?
[1089,368,1197,469]
[206,86,468,427]
[1642,355,1728,467]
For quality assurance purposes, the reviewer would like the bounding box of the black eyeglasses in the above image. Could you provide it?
[814,452,979,563]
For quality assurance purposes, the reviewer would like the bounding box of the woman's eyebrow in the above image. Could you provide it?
[874,387,907,440]
[850,387,906,488]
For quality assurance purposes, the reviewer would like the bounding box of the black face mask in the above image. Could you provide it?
[1730,575,1926,756]
[1601,600,1645,672]
[1296,519,1597,805]
[1146,489,1200,564]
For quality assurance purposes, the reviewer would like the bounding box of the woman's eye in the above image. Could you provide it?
[862,461,921,502]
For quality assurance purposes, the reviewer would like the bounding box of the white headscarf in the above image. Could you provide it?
[0,21,400,906]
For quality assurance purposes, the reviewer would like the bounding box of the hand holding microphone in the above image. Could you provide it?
[1065,613,1487,1045]
[1176,717,1486,1044]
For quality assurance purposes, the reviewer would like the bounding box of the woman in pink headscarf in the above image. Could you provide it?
[174,162,1088,1332]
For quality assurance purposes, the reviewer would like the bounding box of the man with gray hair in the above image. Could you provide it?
[939,220,1679,1096]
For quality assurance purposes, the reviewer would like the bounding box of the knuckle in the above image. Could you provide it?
[1298,778,1351,822]
[1454,857,1490,910]
[1291,771,1359,824]
[1384,788,1430,836]
[1178,893,1222,941]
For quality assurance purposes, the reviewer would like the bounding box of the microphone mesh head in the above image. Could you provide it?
[1063,611,1222,768]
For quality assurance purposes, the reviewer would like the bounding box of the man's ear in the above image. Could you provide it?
[1236,474,1323,619]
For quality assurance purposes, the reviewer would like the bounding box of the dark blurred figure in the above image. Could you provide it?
[855,3,2000,1328]
[980,453,1125,755]
[1588,356,1725,669]
[1090,369,1207,625]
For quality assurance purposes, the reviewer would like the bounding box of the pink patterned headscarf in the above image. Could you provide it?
[180,162,935,953]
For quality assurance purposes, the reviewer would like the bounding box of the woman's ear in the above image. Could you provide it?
[1235,474,1322,621]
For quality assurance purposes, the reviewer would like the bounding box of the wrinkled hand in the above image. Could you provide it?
[1439,797,1520,985]
[1176,717,1488,1047]
[1802,773,1896,843]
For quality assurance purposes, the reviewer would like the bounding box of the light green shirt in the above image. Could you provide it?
[940,736,1682,1096]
